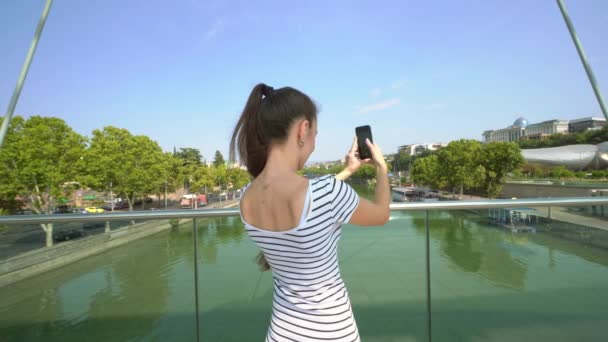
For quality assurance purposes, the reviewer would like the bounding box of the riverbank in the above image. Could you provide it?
[0,199,241,288]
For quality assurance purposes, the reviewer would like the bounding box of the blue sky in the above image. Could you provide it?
[1,0,607,163]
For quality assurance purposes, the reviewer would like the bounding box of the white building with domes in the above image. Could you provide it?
[482,117,528,143]
[482,116,569,143]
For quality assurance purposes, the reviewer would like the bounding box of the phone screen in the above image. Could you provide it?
[355,125,373,159]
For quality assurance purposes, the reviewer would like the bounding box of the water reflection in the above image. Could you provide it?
[0,223,199,341]
[185,217,247,265]
[411,211,529,290]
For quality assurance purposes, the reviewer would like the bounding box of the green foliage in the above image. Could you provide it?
[519,126,608,149]
[0,208,7,232]
[515,164,608,180]
[175,147,202,167]
[411,140,525,198]
[213,150,225,167]
[411,154,446,189]
[437,139,485,196]
[300,164,342,177]
[213,164,227,187]
[479,142,524,198]
[227,167,251,190]
[590,170,608,179]
[84,126,166,210]
[392,152,411,172]
[190,165,215,193]
[0,116,87,214]
[549,165,575,179]
[353,164,375,179]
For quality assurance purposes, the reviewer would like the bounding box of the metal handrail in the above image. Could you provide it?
[1,196,607,224]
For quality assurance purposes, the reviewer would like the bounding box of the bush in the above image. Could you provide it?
[550,166,575,179]
[591,170,608,179]
[0,209,8,232]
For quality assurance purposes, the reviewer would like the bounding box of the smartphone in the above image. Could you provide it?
[355,125,373,160]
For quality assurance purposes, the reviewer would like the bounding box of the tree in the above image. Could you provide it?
[175,147,202,167]
[437,139,485,198]
[353,164,376,179]
[227,167,251,198]
[213,164,228,190]
[393,152,411,172]
[0,116,87,247]
[479,142,524,198]
[174,147,203,191]
[85,127,166,211]
[191,165,215,196]
[163,152,182,196]
[213,150,225,167]
[411,154,446,189]
[227,167,251,190]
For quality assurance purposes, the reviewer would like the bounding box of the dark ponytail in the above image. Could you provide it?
[230,83,317,177]
[230,83,317,271]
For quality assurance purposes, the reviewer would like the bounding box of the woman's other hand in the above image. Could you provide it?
[344,136,369,173]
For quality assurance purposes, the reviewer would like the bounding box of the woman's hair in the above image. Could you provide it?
[229,83,317,178]
[230,83,317,271]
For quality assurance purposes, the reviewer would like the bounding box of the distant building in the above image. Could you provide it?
[398,143,447,156]
[229,161,247,170]
[482,116,603,143]
[523,119,569,140]
[569,117,606,133]
[482,117,527,143]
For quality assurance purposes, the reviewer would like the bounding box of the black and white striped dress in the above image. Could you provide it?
[240,175,361,341]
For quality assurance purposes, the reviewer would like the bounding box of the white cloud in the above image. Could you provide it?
[371,88,382,98]
[424,103,446,111]
[354,98,401,114]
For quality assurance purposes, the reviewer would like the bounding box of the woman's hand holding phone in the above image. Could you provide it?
[342,135,386,173]
[365,138,387,171]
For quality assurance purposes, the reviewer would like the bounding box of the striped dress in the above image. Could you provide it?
[240,175,361,341]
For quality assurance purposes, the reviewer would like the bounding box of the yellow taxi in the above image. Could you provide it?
[84,207,105,213]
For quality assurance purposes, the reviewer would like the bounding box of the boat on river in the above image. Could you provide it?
[391,186,439,202]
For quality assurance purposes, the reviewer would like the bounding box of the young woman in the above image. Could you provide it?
[230,83,390,341]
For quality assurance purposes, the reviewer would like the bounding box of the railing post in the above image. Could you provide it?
[193,218,201,341]
[425,210,432,342]
[556,0,608,120]
[0,0,53,149]
[548,206,552,219]
[105,221,110,234]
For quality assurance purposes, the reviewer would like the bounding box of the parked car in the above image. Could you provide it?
[83,221,105,230]
[54,205,71,214]
[15,209,34,215]
[85,207,105,213]
[53,227,84,242]
[71,208,88,214]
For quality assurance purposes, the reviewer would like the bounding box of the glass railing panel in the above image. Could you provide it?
[429,206,608,341]
[0,218,197,341]
[341,211,428,341]
[193,216,272,341]
[193,212,429,341]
